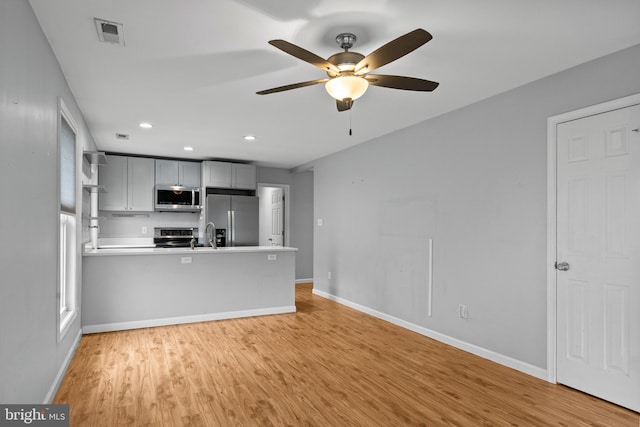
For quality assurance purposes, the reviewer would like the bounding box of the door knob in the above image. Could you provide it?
[556,261,570,271]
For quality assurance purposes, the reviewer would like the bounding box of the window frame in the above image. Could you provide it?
[58,98,79,340]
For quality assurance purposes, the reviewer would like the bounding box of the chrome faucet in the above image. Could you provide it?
[205,222,217,248]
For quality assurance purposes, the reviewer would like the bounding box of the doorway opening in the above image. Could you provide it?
[258,183,290,247]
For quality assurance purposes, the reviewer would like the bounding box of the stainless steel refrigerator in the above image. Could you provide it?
[206,194,259,246]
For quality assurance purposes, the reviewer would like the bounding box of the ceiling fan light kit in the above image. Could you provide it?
[257,28,439,112]
[325,75,369,101]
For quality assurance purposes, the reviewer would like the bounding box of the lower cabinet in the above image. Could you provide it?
[99,155,155,211]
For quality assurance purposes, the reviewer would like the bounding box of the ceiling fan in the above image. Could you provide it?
[256,28,439,112]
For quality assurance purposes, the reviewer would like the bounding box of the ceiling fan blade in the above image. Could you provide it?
[336,98,353,112]
[256,79,328,95]
[365,74,439,91]
[354,29,432,74]
[269,40,340,74]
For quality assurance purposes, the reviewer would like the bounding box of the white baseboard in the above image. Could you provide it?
[83,306,297,334]
[44,328,82,404]
[312,288,547,381]
[295,278,313,284]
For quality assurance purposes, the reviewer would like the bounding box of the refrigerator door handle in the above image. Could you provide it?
[231,210,236,246]
[227,210,232,246]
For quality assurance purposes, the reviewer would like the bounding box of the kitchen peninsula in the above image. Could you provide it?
[82,246,297,333]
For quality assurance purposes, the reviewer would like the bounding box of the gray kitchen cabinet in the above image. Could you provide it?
[232,163,257,189]
[99,155,154,211]
[155,159,201,187]
[202,161,231,188]
[181,161,201,187]
[128,157,155,210]
[202,161,256,189]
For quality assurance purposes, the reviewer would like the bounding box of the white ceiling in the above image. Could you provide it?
[29,0,640,169]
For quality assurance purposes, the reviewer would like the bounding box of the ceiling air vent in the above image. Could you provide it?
[115,133,129,140]
[94,18,125,46]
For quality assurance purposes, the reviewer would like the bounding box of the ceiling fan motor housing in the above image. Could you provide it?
[326,51,365,77]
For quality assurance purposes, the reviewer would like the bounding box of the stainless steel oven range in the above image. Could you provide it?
[153,227,198,248]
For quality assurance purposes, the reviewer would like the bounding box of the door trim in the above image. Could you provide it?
[546,92,640,383]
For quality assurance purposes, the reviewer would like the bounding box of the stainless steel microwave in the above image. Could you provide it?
[155,186,201,212]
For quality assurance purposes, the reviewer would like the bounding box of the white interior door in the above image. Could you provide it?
[270,188,284,246]
[556,104,640,411]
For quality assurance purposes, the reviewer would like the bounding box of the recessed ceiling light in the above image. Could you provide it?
[243,135,256,141]
[139,122,152,129]
[183,146,194,151]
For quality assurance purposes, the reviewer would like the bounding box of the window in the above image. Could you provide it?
[59,99,78,338]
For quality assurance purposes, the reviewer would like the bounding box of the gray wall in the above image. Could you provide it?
[257,166,292,185]
[290,171,314,280]
[311,44,640,369]
[0,0,96,403]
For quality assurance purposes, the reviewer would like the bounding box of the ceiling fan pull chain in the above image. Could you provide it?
[349,108,353,136]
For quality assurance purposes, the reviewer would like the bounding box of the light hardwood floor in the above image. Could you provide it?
[55,283,638,426]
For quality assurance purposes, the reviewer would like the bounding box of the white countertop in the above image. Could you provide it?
[83,245,298,256]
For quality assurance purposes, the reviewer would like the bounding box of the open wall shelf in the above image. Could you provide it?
[83,184,106,193]
[83,151,108,165]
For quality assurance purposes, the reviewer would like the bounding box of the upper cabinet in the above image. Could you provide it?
[232,163,257,189]
[202,161,256,190]
[155,159,201,187]
[99,155,155,211]
[202,161,231,188]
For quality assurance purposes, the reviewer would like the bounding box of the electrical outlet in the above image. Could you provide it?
[457,304,468,319]
[181,257,192,264]
[328,271,332,280]
[267,254,277,261]
[141,226,147,234]
[317,218,323,227]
